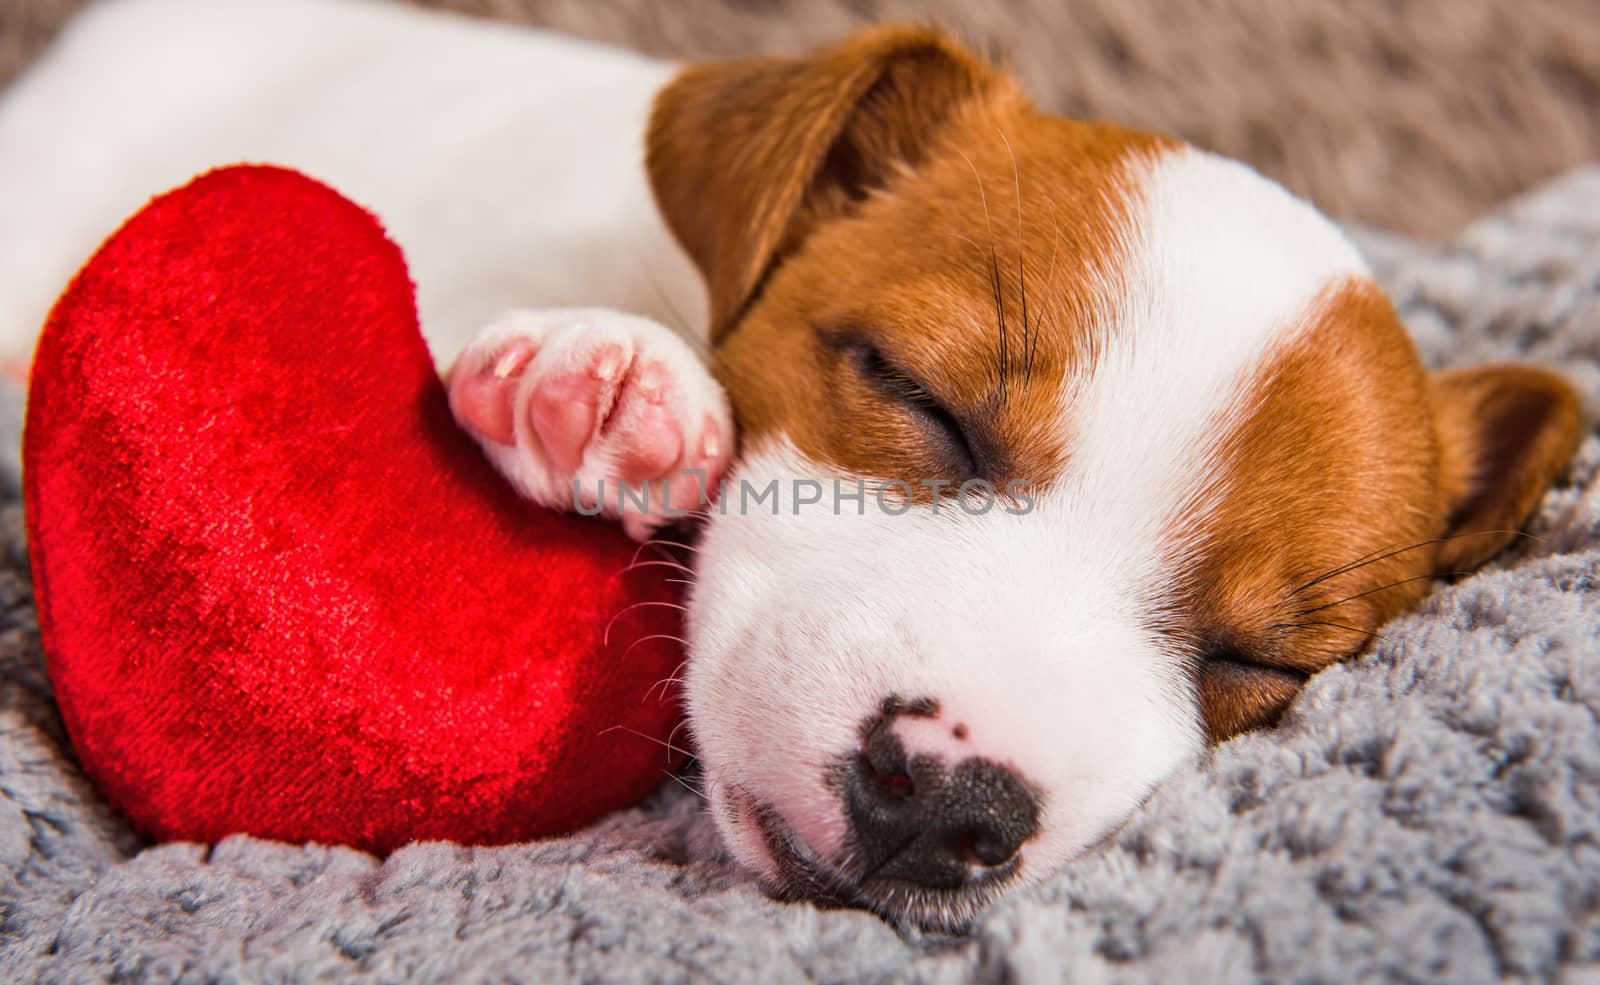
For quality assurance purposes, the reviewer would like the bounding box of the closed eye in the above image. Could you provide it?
[1196,643,1309,741]
[845,340,978,478]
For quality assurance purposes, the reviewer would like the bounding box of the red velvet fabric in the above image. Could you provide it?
[24,166,686,853]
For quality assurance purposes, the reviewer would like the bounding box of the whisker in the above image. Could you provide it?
[951,232,987,254]
[628,537,699,572]
[629,251,728,378]
[1297,572,1467,617]
[957,148,1008,405]
[662,768,705,799]
[623,635,689,670]
[995,125,1029,389]
[1271,620,1390,644]
[1042,215,1063,292]
[986,239,1008,404]
[600,723,694,759]
[603,600,688,647]
[1028,216,1062,379]
[665,718,692,765]
[1031,297,1055,382]
[1289,539,1445,597]
[645,675,686,704]
[643,657,690,704]
[1290,528,1543,598]
[628,558,695,576]
[606,558,696,591]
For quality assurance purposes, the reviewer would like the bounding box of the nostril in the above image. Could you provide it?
[954,826,1022,868]
[951,830,984,867]
[862,754,915,799]
[861,708,915,799]
[940,758,1039,868]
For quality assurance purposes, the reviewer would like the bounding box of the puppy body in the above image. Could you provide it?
[2,0,1582,932]
[0,0,704,367]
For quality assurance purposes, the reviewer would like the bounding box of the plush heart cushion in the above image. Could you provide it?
[23,166,686,853]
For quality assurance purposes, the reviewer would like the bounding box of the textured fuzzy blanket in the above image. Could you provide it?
[0,163,1597,982]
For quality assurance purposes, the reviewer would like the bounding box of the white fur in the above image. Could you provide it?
[1084,145,1370,564]
[0,0,706,368]
[685,145,1372,892]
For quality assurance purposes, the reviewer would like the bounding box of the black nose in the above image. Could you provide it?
[842,710,1040,890]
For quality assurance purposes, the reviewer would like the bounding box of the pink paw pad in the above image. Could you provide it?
[526,344,626,473]
[665,413,726,513]
[603,362,684,480]
[447,341,537,447]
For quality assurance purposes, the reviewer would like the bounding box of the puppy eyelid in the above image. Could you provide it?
[1200,641,1307,680]
[814,326,924,398]
[825,331,980,478]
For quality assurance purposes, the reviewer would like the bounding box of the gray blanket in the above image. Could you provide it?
[2,167,1598,984]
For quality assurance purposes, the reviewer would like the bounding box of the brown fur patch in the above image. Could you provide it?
[647,28,1174,496]
[689,102,1169,493]
[1174,280,1583,740]
[647,26,998,340]
[1179,280,1440,739]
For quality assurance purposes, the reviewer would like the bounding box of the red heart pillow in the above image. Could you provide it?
[24,166,686,853]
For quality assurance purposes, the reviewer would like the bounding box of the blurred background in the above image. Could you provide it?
[4,0,1598,240]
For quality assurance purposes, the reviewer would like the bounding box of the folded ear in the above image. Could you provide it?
[1430,364,1584,572]
[645,27,1002,340]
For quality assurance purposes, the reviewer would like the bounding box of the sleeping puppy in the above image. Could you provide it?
[1,0,1581,933]
[451,31,1583,930]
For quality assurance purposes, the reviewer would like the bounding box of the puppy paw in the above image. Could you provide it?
[447,309,731,540]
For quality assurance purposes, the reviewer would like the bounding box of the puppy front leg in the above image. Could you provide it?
[446,309,732,541]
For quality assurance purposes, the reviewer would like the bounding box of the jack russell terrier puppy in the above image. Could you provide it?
[0,0,1581,931]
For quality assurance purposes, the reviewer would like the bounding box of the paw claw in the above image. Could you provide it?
[698,412,723,463]
[592,344,627,384]
[448,340,537,447]
[492,344,535,380]
[635,362,671,404]
[449,309,733,538]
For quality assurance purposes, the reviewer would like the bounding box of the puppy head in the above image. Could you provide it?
[647,28,1583,931]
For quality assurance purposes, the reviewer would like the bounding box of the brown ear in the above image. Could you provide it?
[646,26,1001,340]
[1429,364,1584,572]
